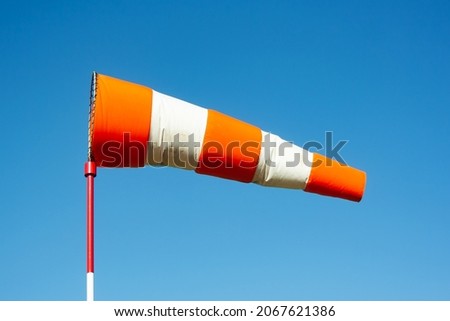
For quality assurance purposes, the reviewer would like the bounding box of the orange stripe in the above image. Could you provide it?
[304,153,366,202]
[92,74,152,167]
[196,110,261,183]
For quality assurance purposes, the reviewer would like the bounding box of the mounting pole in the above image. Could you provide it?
[84,161,97,301]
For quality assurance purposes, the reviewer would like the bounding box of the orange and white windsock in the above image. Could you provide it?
[88,72,366,202]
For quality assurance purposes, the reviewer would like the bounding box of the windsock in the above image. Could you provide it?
[88,72,366,202]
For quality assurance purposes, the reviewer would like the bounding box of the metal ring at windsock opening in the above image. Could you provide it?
[89,72,152,167]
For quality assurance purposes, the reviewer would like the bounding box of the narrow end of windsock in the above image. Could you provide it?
[304,154,366,202]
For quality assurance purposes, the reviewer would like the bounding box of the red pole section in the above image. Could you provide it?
[84,161,96,301]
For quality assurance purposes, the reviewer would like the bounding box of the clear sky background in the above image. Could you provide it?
[0,0,449,300]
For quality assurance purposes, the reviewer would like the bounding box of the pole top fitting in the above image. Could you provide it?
[84,161,97,177]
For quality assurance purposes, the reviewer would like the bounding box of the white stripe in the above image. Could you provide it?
[86,272,94,301]
[252,131,313,189]
[147,91,208,170]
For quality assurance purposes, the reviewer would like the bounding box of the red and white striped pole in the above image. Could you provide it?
[84,161,96,301]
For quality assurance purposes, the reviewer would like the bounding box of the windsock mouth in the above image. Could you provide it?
[88,73,153,167]
[87,71,97,162]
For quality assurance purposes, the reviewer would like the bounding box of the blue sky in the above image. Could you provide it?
[0,0,449,300]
